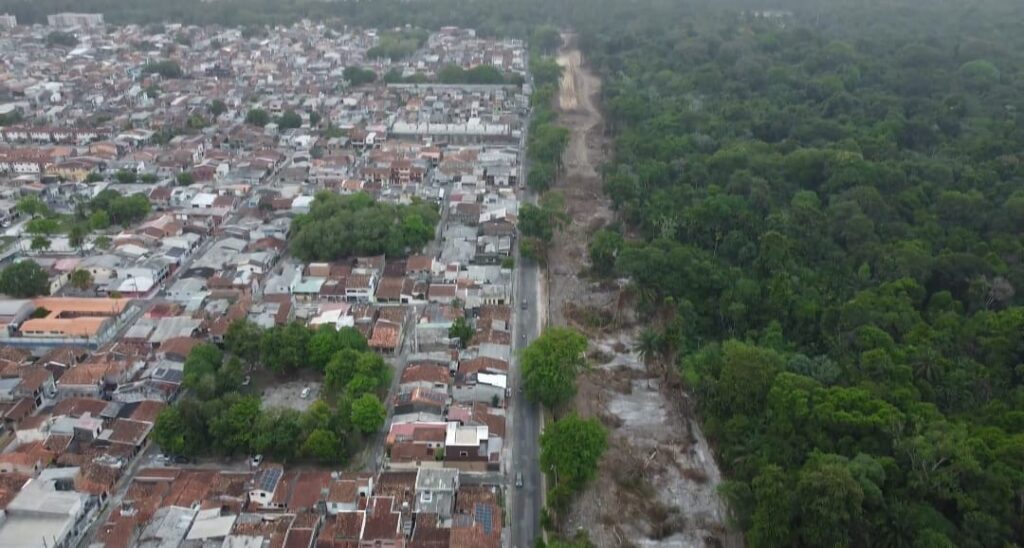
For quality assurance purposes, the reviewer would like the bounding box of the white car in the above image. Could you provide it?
[250,454,263,467]
[300,387,311,399]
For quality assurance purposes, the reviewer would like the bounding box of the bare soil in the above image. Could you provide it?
[547,35,743,548]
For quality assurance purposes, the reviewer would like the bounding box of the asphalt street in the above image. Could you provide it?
[509,98,543,546]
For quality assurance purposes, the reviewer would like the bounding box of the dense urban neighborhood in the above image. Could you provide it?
[0,14,537,548]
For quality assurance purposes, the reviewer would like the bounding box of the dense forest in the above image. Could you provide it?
[579,1,1024,546]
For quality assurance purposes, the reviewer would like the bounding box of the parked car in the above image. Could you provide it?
[241,375,251,386]
[250,454,263,467]
[300,387,311,399]
[521,300,528,310]
[515,472,524,488]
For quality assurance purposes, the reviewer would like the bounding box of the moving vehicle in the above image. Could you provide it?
[515,472,524,488]
[521,300,528,310]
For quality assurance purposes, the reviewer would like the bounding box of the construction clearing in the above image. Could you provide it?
[545,34,741,548]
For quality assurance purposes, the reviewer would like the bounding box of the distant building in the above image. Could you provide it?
[0,467,97,548]
[47,13,104,28]
[0,14,16,29]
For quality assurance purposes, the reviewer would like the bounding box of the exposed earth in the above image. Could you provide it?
[546,34,742,548]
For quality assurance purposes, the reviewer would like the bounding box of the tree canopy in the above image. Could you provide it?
[0,260,49,298]
[577,0,1024,545]
[289,192,440,261]
[521,327,587,410]
[154,322,384,464]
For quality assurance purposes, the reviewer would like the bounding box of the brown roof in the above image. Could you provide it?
[390,442,437,463]
[16,367,51,392]
[346,274,372,290]
[158,337,202,360]
[428,284,456,300]
[458,356,508,375]
[374,471,416,508]
[368,320,401,350]
[316,512,364,548]
[75,462,121,495]
[400,364,450,386]
[470,328,511,346]
[327,479,358,504]
[406,255,433,273]
[38,346,88,367]
[476,305,511,330]
[59,360,128,386]
[378,306,406,324]
[374,276,405,300]
[361,496,401,542]
[283,527,314,548]
[52,396,109,418]
[0,346,30,364]
[450,523,498,548]
[0,398,34,423]
[128,400,166,425]
[450,486,502,548]
[287,471,330,510]
[0,473,28,510]
[106,419,152,446]
[410,513,451,548]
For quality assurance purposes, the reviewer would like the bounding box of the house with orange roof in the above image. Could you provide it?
[15,297,132,346]
[0,441,55,476]
[369,319,402,355]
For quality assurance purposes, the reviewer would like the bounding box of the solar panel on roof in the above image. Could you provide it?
[475,503,493,534]
[258,468,282,491]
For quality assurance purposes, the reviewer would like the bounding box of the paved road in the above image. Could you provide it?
[510,93,544,547]
[510,256,542,548]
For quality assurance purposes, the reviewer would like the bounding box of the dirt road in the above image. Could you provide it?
[547,34,612,329]
[547,36,742,548]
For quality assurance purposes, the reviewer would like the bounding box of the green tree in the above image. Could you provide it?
[252,408,303,461]
[207,395,261,454]
[588,229,623,277]
[69,269,93,291]
[224,319,263,365]
[245,108,270,127]
[114,170,137,184]
[343,66,377,86]
[794,454,865,547]
[0,260,49,297]
[68,224,87,252]
[142,59,184,78]
[45,31,78,48]
[302,428,341,462]
[151,406,187,456]
[176,171,194,186]
[30,235,51,252]
[277,109,302,130]
[183,344,224,400]
[532,25,562,54]
[88,210,110,230]
[209,99,227,116]
[521,327,588,410]
[448,317,474,348]
[350,393,386,434]
[540,414,607,494]
[259,322,311,373]
[16,196,49,218]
